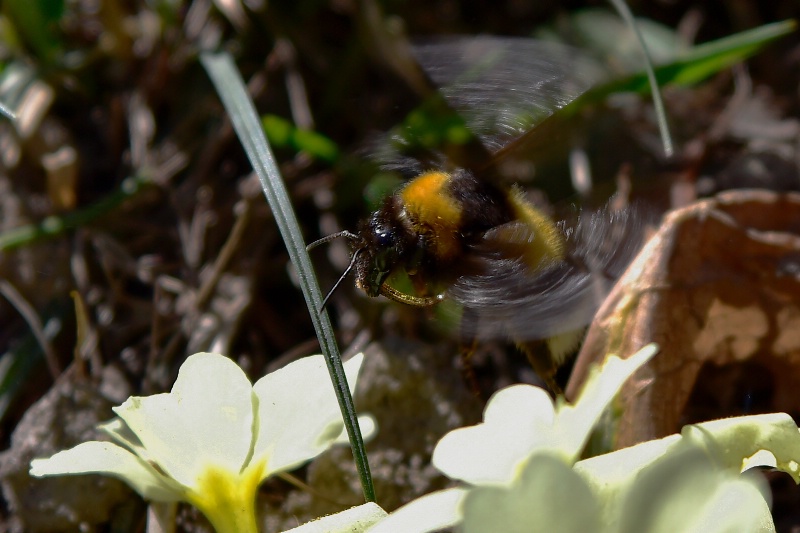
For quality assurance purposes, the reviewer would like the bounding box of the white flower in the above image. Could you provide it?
[452,440,777,533]
[370,344,800,533]
[575,412,800,532]
[431,344,659,485]
[369,344,658,532]
[31,352,374,533]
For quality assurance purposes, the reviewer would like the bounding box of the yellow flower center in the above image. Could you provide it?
[186,458,266,533]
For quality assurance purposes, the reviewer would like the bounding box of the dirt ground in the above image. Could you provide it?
[0,1,799,531]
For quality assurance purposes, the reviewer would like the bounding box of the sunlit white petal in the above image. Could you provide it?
[333,415,377,446]
[555,344,658,462]
[284,502,387,533]
[463,453,599,533]
[681,413,800,482]
[433,385,555,484]
[252,353,364,477]
[367,488,468,533]
[112,353,256,489]
[432,344,658,485]
[576,413,800,495]
[615,445,773,533]
[30,441,182,501]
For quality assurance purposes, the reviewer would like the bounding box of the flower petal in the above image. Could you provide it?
[113,353,256,489]
[577,412,800,496]
[101,418,153,461]
[555,343,658,461]
[30,441,183,502]
[616,445,774,533]
[462,453,600,533]
[333,415,378,446]
[284,502,388,533]
[252,353,364,477]
[681,413,800,482]
[575,413,800,531]
[431,344,658,485]
[432,384,555,484]
[367,488,468,533]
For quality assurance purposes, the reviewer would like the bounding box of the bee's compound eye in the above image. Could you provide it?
[373,225,394,249]
[373,227,398,272]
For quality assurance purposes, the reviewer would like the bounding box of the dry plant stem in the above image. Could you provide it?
[195,193,254,309]
[144,275,189,391]
[272,38,315,130]
[145,280,170,393]
[0,280,61,380]
[70,289,103,378]
[144,306,184,393]
[144,194,253,390]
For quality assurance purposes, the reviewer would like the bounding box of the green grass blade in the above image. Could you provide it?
[200,51,375,503]
[608,0,673,157]
[261,114,340,164]
[0,175,150,251]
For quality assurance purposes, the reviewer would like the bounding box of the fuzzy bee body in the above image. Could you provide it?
[313,37,645,391]
[353,169,545,296]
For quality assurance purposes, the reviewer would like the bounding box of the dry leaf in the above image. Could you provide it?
[568,189,800,448]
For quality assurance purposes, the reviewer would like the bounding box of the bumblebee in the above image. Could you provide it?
[312,37,643,391]
[352,169,564,303]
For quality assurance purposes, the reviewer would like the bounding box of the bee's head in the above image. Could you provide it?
[307,199,408,309]
[354,210,406,297]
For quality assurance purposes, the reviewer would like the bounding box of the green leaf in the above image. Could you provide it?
[595,20,797,95]
[261,114,340,164]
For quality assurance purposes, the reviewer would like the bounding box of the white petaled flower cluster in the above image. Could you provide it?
[31,352,374,533]
[369,344,800,533]
[29,343,800,533]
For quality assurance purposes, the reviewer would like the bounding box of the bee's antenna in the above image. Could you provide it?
[319,247,363,312]
[306,230,360,251]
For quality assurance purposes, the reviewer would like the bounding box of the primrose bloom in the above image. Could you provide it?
[371,344,800,532]
[431,344,660,485]
[31,352,373,533]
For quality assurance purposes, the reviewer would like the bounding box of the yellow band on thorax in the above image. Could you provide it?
[400,171,462,261]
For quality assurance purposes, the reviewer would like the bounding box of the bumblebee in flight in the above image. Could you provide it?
[312,37,644,391]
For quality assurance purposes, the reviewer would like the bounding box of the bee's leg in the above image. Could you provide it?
[378,284,443,307]
[517,328,585,396]
[459,307,483,398]
[517,341,563,396]
[459,340,482,398]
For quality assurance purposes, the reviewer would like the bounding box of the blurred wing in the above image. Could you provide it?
[448,255,600,340]
[410,36,608,155]
[446,204,645,341]
[373,37,608,174]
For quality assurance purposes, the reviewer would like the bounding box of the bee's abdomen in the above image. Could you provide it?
[506,186,566,269]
